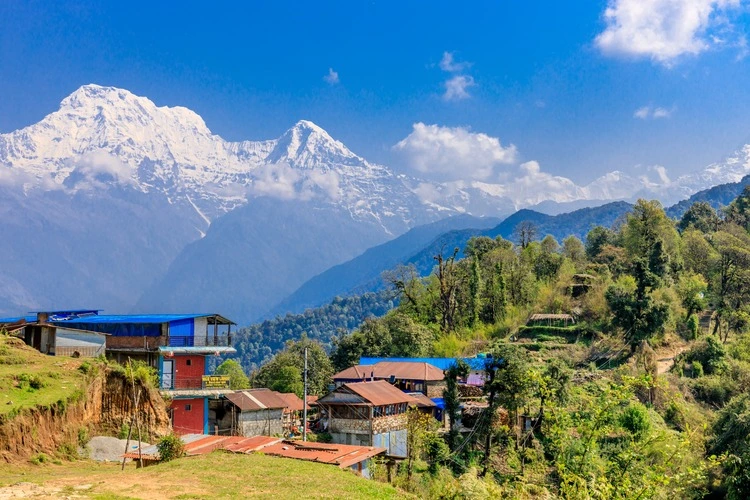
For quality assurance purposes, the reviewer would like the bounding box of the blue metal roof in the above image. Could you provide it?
[359,357,488,371]
[55,314,221,325]
[0,315,37,324]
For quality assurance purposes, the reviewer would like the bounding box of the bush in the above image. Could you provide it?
[157,433,186,462]
[691,375,739,407]
[678,336,726,376]
[619,403,651,439]
[307,432,332,443]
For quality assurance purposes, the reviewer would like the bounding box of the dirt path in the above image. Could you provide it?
[655,343,690,375]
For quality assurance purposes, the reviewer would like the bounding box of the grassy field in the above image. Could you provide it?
[0,335,88,418]
[0,452,405,499]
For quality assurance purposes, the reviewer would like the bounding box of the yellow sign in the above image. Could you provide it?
[202,375,230,389]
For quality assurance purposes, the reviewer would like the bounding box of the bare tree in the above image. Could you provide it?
[514,221,538,249]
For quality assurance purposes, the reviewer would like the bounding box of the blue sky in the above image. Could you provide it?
[1,0,750,185]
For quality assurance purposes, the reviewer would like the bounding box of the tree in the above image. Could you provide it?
[434,247,462,332]
[678,201,720,233]
[514,221,538,249]
[623,199,680,276]
[606,259,669,352]
[214,359,250,389]
[540,234,559,254]
[482,345,531,476]
[710,226,750,342]
[585,225,615,260]
[479,263,506,324]
[330,312,433,371]
[252,337,333,396]
[562,235,586,264]
[724,185,750,231]
[468,257,481,327]
[404,407,438,484]
[709,394,750,499]
[676,272,708,318]
[444,360,470,453]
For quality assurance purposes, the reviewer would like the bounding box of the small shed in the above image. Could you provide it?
[224,389,288,437]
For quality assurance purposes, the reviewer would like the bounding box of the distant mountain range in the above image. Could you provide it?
[2,84,750,322]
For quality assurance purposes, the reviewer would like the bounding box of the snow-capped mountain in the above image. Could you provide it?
[2,83,749,321]
[0,85,436,232]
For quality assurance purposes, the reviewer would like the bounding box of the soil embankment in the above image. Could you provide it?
[0,337,170,463]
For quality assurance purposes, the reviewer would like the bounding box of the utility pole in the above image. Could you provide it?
[303,347,308,442]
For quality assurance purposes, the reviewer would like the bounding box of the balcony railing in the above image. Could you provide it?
[167,335,232,347]
[160,375,230,391]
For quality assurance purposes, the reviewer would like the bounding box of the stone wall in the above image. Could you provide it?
[330,417,370,435]
[372,413,407,434]
[426,381,447,398]
[238,408,283,437]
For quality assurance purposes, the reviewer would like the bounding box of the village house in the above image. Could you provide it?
[221,389,289,437]
[1,309,237,435]
[359,356,489,388]
[0,310,107,357]
[332,361,446,398]
[316,380,418,457]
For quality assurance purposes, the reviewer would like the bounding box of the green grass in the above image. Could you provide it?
[0,335,90,419]
[0,452,408,499]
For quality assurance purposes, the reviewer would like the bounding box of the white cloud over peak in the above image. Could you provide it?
[246,163,341,202]
[634,105,674,119]
[439,51,472,72]
[393,123,517,181]
[323,68,340,84]
[595,0,742,64]
[443,75,476,101]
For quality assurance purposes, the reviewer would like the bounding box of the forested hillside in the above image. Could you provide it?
[245,187,750,498]
[227,291,395,371]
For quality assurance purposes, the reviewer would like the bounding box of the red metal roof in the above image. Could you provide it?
[226,389,289,411]
[332,361,444,382]
[122,434,383,468]
[261,440,386,468]
[276,392,306,412]
[406,392,437,408]
[319,380,418,407]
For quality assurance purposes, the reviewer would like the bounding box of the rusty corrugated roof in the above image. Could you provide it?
[226,389,289,411]
[261,440,386,468]
[276,392,306,412]
[319,380,418,407]
[122,434,382,468]
[332,361,444,382]
[406,392,437,408]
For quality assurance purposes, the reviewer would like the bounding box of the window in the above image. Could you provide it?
[185,404,192,411]
[186,359,192,366]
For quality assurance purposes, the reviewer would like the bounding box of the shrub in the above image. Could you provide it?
[30,453,50,465]
[619,403,651,439]
[691,375,739,407]
[157,433,186,462]
[678,336,726,376]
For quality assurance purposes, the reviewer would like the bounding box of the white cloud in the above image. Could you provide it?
[443,75,475,101]
[634,105,674,119]
[63,150,137,191]
[323,68,340,85]
[439,52,471,72]
[393,123,517,181]
[595,0,742,64]
[246,163,341,202]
